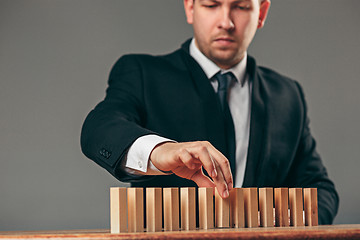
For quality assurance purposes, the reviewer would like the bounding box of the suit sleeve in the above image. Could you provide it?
[80,55,155,182]
[285,82,339,224]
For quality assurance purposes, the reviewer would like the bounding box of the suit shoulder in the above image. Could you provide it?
[258,66,297,86]
[256,65,307,110]
[257,66,303,94]
[110,53,154,71]
[111,49,185,72]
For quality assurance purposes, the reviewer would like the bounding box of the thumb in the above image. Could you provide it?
[190,170,215,188]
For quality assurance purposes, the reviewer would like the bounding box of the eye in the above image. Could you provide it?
[204,4,218,9]
[235,4,251,10]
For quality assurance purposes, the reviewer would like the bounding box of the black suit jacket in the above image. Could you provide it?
[81,39,338,224]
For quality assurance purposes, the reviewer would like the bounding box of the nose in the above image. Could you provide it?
[218,8,234,31]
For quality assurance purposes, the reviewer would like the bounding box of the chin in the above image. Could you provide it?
[212,55,238,67]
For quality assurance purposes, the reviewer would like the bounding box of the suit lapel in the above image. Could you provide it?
[180,41,228,156]
[179,40,267,186]
[242,56,267,187]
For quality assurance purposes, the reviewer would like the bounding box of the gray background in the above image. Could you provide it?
[0,0,359,231]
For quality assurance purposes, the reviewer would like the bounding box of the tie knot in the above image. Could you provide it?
[215,72,234,92]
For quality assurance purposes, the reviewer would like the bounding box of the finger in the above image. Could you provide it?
[205,143,233,191]
[211,160,230,198]
[187,142,230,198]
[190,169,215,188]
[189,143,218,179]
[178,148,197,170]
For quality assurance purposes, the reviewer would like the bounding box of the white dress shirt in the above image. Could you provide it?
[124,38,251,187]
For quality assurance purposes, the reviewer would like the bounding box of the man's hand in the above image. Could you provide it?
[150,141,233,198]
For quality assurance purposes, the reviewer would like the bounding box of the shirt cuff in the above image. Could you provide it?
[124,134,175,175]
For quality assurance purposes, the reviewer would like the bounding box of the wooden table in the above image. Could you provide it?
[1,224,360,239]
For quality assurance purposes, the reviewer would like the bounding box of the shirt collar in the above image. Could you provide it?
[189,38,247,85]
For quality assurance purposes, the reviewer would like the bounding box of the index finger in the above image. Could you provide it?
[204,142,233,191]
[187,142,231,198]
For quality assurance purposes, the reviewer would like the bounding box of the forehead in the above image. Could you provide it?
[196,0,261,6]
[197,0,256,3]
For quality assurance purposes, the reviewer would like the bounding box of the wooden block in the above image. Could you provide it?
[274,188,289,227]
[146,188,162,232]
[304,188,318,226]
[243,188,258,228]
[127,188,144,232]
[110,187,127,233]
[259,188,274,227]
[198,187,214,229]
[163,188,180,231]
[289,188,304,227]
[229,188,245,228]
[215,188,229,228]
[180,187,196,230]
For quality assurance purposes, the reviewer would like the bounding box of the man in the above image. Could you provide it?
[81,0,338,224]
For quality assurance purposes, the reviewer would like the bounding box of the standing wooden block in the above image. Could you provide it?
[289,188,304,227]
[259,188,274,227]
[215,189,230,228]
[163,188,180,231]
[146,188,162,232]
[198,187,214,229]
[180,187,196,230]
[229,188,245,228]
[127,188,144,232]
[304,188,318,226]
[243,188,258,228]
[110,187,127,233]
[275,188,289,227]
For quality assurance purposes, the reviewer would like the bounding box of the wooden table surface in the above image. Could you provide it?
[1,224,360,239]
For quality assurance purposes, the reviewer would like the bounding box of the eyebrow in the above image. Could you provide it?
[198,0,219,3]
[233,0,251,3]
[198,0,251,3]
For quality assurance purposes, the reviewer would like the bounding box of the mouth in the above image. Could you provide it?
[214,37,235,46]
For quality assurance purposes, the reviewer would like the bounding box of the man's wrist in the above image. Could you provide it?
[123,135,175,175]
[148,158,172,175]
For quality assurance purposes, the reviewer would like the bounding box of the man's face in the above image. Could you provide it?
[184,0,270,69]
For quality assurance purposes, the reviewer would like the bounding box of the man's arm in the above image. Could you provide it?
[285,82,339,224]
[81,55,155,182]
[80,55,233,198]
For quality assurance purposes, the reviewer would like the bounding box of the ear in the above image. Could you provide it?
[257,0,271,29]
[184,0,194,24]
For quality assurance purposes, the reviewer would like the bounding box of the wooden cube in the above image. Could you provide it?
[127,188,144,232]
[180,187,196,230]
[215,188,230,228]
[304,188,318,226]
[110,187,127,233]
[259,188,274,227]
[243,188,258,228]
[198,187,214,229]
[146,188,162,232]
[289,188,304,227]
[275,188,289,227]
[163,188,180,231]
[229,188,245,228]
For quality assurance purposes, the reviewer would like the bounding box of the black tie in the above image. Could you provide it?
[215,72,236,179]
